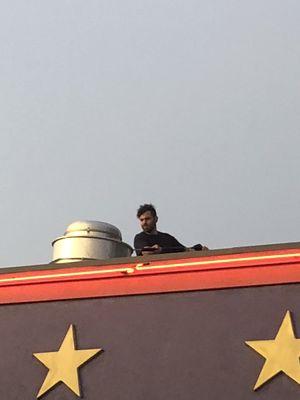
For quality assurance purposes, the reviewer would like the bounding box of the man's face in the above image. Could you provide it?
[139,211,157,233]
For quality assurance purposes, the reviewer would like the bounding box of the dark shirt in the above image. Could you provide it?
[134,231,186,256]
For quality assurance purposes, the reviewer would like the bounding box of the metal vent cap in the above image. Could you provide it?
[64,220,122,241]
[51,220,132,263]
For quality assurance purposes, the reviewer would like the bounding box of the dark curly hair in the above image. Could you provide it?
[136,203,157,218]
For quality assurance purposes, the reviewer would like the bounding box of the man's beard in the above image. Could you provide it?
[142,225,155,233]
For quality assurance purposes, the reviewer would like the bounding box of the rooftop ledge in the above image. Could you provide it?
[0,241,300,305]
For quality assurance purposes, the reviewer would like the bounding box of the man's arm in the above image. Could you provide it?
[160,234,186,254]
[165,234,208,253]
[134,234,144,256]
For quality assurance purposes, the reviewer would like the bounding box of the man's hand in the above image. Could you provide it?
[186,244,209,252]
[141,244,162,255]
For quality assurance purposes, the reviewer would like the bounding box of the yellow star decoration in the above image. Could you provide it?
[33,325,102,398]
[246,311,300,390]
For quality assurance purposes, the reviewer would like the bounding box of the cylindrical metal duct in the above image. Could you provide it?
[52,220,133,263]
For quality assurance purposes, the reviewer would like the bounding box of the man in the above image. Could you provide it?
[134,204,205,256]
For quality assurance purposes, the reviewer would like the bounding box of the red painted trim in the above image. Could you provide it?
[0,248,300,304]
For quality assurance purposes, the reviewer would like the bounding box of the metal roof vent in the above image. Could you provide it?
[52,220,133,263]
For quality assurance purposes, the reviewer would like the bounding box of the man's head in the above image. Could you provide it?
[137,204,158,233]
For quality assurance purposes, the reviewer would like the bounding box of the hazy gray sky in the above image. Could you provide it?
[1,1,299,267]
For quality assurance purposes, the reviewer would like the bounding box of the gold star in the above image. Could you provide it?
[246,311,300,390]
[33,325,102,398]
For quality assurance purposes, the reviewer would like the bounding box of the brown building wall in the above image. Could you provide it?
[0,283,299,399]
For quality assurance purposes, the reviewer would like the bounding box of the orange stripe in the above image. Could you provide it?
[0,251,299,286]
